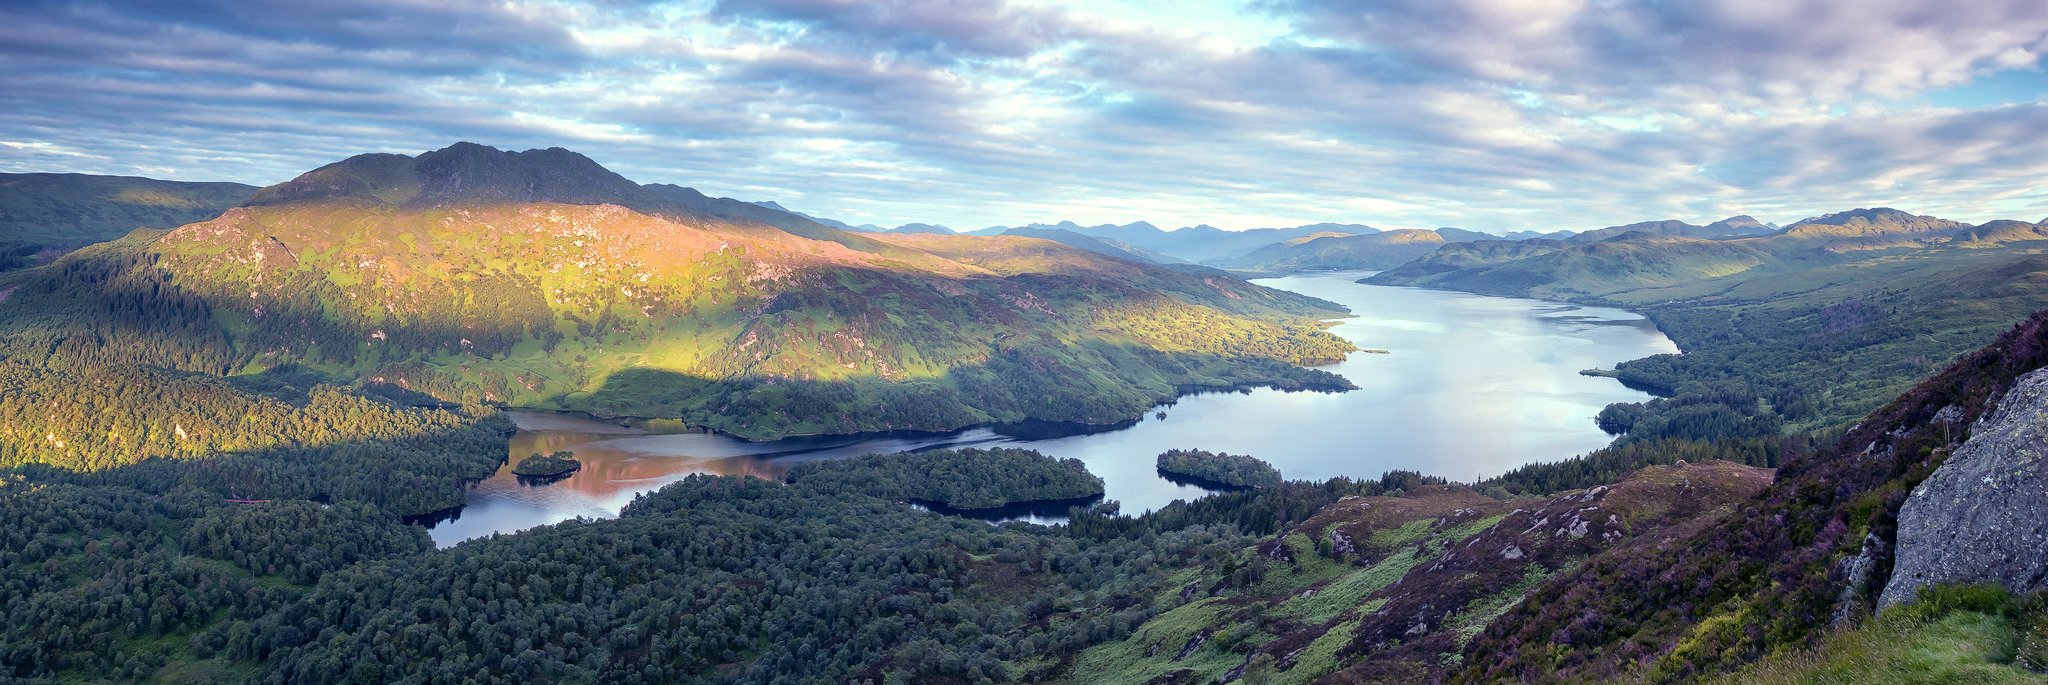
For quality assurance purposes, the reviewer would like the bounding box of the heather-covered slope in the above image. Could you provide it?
[1457,308,2048,682]
[0,143,1356,441]
[1070,461,1773,683]
[0,172,255,265]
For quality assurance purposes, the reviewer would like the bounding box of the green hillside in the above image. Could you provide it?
[0,143,1356,442]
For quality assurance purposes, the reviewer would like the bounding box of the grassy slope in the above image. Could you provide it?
[1071,461,1772,683]
[1721,586,2048,685]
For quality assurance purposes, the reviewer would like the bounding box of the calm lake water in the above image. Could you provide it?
[425,272,1678,546]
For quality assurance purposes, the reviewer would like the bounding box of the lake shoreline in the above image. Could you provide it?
[424,273,1681,547]
[502,378,1360,445]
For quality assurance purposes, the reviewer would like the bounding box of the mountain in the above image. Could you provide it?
[1501,228,1576,240]
[996,226,1181,264]
[1956,219,2048,247]
[1704,213,1771,235]
[887,222,953,235]
[0,143,1357,441]
[1565,215,1776,243]
[1781,207,1968,239]
[1375,234,1776,299]
[1368,207,2018,302]
[971,221,1381,264]
[746,200,887,232]
[1431,226,1495,242]
[0,172,256,265]
[1212,228,1478,273]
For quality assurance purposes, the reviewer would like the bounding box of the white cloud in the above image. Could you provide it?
[2,0,2047,230]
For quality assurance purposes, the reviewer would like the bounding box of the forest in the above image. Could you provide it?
[784,447,1105,510]
[1153,449,1283,489]
[512,451,582,477]
[0,445,1416,682]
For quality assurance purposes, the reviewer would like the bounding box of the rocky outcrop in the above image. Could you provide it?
[1880,367,2048,609]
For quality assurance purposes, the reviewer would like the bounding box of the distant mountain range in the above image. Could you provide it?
[0,172,255,266]
[1370,207,2045,300]
[748,202,1838,274]
[1564,215,1775,243]
[1212,228,1487,272]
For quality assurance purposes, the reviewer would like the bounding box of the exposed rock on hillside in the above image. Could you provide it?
[1459,308,2048,682]
[1880,367,2048,608]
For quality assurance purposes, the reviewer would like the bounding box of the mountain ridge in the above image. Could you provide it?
[1566,215,1776,243]
[0,172,257,265]
[1212,227,1487,272]
[0,142,1360,440]
[1367,207,2043,301]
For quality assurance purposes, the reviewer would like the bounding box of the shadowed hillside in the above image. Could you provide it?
[0,173,256,267]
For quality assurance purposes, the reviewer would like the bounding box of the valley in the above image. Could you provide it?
[3,151,2048,684]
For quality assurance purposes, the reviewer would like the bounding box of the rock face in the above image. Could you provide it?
[1880,367,2048,609]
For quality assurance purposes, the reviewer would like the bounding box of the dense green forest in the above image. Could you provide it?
[785,447,1104,510]
[0,445,1408,682]
[1154,448,1283,488]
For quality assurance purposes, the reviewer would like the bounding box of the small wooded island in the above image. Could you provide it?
[1156,448,1284,489]
[512,451,583,478]
[786,447,1104,511]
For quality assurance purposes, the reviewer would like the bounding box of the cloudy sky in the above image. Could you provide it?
[3,0,2048,231]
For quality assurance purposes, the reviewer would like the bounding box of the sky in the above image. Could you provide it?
[3,0,2048,232]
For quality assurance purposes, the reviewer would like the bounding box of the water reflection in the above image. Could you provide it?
[426,272,1678,547]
